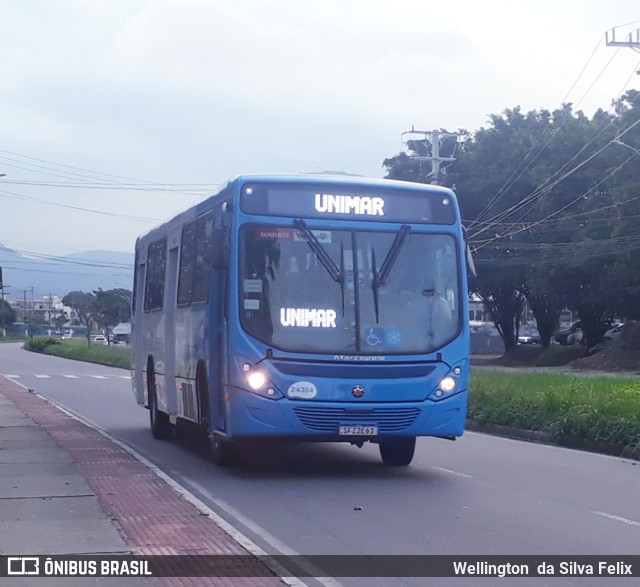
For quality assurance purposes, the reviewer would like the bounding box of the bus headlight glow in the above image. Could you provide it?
[439,376,457,393]
[247,371,267,390]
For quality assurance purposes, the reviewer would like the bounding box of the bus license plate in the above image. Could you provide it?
[338,424,378,436]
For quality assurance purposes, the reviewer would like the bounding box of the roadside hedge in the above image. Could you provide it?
[469,371,640,455]
[24,337,131,370]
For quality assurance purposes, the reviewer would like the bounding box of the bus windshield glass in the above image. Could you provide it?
[240,225,460,354]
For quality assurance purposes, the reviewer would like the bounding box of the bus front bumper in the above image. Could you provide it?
[222,386,467,440]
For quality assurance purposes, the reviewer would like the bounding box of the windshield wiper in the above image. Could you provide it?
[293,219,346,315]
[371,224,411,323]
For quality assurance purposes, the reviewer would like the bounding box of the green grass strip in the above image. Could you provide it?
[470,371,640,451]
[24,337,131,370]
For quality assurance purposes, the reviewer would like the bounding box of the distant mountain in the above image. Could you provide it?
[0,243,134,299]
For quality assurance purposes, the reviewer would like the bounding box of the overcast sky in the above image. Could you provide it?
[2,0,640,258]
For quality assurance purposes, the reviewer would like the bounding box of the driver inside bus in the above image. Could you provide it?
[393,256,454,348]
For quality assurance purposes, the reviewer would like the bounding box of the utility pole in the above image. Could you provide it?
[606,26,640,52]
[23,289,28,337]
[0,267,4,337]
[400,127,462,184]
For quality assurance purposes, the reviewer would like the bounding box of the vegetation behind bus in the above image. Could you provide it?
[384,91,640,353]
[24,337,131,369]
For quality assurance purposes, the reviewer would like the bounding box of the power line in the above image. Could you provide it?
[0,188,160,223]
[467,34,612,231]
[470,150,637,248]
[0,264,132,277]
[7,249,132,270]
[469,111,640,245]
[0,148,211,189]
[468,39,640,234]
[1,179,212,192]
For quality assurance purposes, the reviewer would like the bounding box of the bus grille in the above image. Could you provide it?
[293,407,421,432]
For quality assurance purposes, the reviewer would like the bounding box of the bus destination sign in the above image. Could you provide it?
[240,183,456,224]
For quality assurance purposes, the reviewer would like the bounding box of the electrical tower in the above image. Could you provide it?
[400,127,462,184]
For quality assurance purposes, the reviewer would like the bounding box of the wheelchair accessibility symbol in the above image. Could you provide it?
[364,327,404,347]
[365,328,384,346]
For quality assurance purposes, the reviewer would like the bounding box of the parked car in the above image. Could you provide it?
[91,335,108,345]
[517,335,534,344]
[603,323,623,342]
[553,321,584,345]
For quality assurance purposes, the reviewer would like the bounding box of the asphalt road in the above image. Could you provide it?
[1,342,639,587]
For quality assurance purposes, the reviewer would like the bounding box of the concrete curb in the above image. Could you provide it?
[466,420,640,461]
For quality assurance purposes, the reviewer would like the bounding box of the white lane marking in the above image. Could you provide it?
[26,391,316,587]
[591,511,640,528]
[465,430,630,462]
[34,375,50,379]
[191,483,345,587]
[5,374,20,379]
[118,376,132,380]
[431,465,474,479]
[89,375,108,379]
[63,375,80,379]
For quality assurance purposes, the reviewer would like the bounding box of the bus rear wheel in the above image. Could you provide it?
[149,375,173,440]
[379,436,416,466]
[208,434,239,467]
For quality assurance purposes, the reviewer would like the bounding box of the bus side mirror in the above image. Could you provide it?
[462,226,477,278]
[212,228,229,269]
[466,243,477,278]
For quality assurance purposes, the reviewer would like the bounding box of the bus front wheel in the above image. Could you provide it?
[379,436,416,466]
[149,376,173,440]
[208,434,239,466]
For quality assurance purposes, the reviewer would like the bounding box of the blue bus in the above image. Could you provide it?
[131,175,470,466]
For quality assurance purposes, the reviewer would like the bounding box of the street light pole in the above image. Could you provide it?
[1,284,5,338]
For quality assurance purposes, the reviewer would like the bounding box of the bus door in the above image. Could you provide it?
[164,246,179,416]
[199,205,229,433]
[132,259,146,405]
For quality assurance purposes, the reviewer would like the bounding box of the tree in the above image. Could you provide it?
[524,265,564,348]
[557,260,615,345]
[94,288,132,342]
[53,311,68,331]
[383,95,640,350]
[471,265,526,352]
[62,291,97,331]
[0,298,16,334]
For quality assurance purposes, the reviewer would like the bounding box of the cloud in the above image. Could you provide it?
[2,0,640,257]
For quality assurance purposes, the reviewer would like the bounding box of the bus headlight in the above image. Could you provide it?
[429,362,467,401]
[439,376,457,393]
[236,357,283,399]
[246,371,267,391]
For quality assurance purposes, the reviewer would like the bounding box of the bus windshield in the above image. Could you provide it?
[240,224,460,355]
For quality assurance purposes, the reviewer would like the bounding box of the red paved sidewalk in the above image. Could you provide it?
[0,375,288,587]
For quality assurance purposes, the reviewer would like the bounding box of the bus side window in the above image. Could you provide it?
[132,250,140,315]
[192,211,215,303]
[177,221,197,305]
[144,238,167,312]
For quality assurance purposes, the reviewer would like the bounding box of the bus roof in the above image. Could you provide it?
[226,173,454,194]
[136,174,456,246]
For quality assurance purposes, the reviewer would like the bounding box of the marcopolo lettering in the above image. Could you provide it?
[314,193,385,216]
